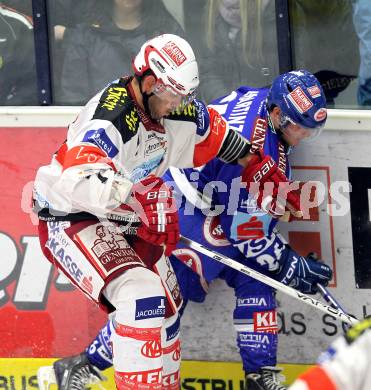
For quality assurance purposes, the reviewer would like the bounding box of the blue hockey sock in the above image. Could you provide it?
[85,319,113,370]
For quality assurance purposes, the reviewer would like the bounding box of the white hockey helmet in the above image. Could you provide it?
[133,34,199,108]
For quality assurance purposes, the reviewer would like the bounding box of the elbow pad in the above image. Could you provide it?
[217,129,251,164]
[54,167,133,216]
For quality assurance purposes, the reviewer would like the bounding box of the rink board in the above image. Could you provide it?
[0,359,312,389]
[0,109,371,366]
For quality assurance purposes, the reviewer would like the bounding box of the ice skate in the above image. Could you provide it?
[246,366,286,390]
[37,352,106,390]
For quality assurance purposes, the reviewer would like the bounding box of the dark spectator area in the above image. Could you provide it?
[1,0,367,108]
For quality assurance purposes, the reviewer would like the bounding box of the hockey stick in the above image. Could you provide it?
[180,235,359,326]
[316,284,358,329]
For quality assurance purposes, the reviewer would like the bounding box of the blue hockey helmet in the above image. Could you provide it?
[267,70,327,136]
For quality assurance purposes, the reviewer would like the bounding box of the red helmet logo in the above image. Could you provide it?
[314,108,327,122]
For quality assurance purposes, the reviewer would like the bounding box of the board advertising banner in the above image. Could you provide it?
[1,122,371,373]
[0,126,107,359]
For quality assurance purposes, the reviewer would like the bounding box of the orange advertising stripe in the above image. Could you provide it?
[193,107,227,167]
[0,358,312,387]
[298,366,337,390]
[115,369,162,390]
[62,145,116,171]
[162,339,180,355]
[116,324,161,341]
[162,371,180,390]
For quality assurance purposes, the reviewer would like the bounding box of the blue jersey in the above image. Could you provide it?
[162,87,285,372]
[166,86,289,274]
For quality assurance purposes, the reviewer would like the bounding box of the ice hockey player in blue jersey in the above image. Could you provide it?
[38,70,332,390]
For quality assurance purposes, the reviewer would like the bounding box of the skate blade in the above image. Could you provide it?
[37,366,57,390]
[37,365,108,390]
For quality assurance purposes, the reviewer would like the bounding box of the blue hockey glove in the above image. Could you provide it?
[274,247,332,294]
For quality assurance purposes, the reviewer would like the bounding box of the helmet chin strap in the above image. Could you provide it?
[277,127,292,152]
[267,108,291,151]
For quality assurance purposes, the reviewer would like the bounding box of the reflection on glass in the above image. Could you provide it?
[184,0,279,103]
[0,1,38,105]
[352,0,371,108]
[289,0,360,108]
[48,0,184,105]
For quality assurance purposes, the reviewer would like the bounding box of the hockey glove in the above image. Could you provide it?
[126,176,179,256]
[274,247,332,294]
[241,150,302,219]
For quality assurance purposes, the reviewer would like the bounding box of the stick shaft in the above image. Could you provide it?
[316,284,358,320]
[180,235,358,326]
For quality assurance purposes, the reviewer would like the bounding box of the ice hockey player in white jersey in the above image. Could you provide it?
[33,34,301,390]
[290,317,371,390]
[37,68,331,390]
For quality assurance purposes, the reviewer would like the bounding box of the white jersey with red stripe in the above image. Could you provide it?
[289,319,371,390]
[33,76,228,220]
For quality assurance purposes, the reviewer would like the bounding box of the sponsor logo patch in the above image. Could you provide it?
[130,154,164,183]
[314,108,327,122]
[172,345,181,361]
[203,215,230,246]
[144,138,166,156]
[46,237,83,283]
[166,315,180,341]
[237,297,268,307]
[135,296,166,320]
[82,128,119,158]
[101,86,128,111]
[125,109,139,132]
[194,100,209,136]
[287,86,313,114]
[253,310,278,333]
[141,340,162,358]
[238,332,271,349]
[90,225,143,272]
[162,41,186,66]
[153,256,182,313]
[163,371,180,386]
[250,117,267,153]
[163,339,181,361]
[236,216,265,240]
[119,368,162,384]
[230,211,271,241]
[307,85,321,98]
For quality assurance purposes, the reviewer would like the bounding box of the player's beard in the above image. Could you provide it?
[148,95,170,120]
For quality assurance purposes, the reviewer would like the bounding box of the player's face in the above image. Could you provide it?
[147,94,180,120]
[281,123,312,146]
[148,80,197,120]
[115,0,142,9]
